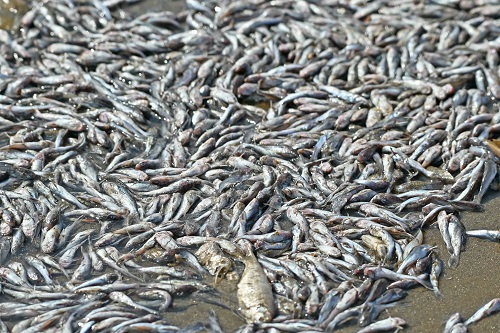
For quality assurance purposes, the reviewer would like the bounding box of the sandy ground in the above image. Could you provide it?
[389,191,500,333]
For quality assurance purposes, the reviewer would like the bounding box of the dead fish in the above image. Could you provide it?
[236,241,275,323]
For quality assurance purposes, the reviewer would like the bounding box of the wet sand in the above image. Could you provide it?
[166,277,245,332]
[389,191,500,332]
[0,0,27,29]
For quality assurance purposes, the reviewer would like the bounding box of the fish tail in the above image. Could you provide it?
[433,288,443,299]
[448,255,460,268]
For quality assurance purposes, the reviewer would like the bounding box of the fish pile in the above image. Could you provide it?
[0,0,499,332]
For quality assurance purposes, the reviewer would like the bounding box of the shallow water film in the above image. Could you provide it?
[0,0,499,332]
[0,0,27,29]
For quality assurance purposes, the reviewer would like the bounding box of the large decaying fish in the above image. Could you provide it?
[236,241,275,323]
